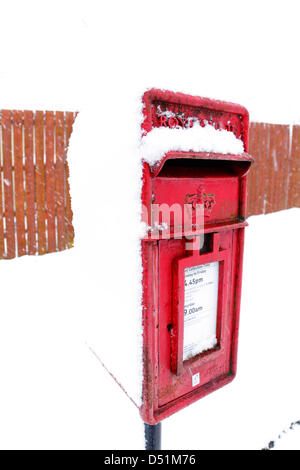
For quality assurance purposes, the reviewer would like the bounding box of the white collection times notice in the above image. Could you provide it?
[183,261,219,361]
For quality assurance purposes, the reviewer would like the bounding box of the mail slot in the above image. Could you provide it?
[140,89,253,424]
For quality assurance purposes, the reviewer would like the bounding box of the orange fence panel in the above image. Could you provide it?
[45,111,56,253]
[24,110,36,256]
[55,112,66,252]
[13,110,26,257]
[0,109,77,260]
[248,122,296,217]
[35,111,46,255]
[287,125,300,209]
[2,110,16,259]
[65,112,76,249]
[265,124,290,214]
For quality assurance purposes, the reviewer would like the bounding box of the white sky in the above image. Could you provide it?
[0,0,299,123]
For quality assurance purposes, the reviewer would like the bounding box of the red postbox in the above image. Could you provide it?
[140,89,253,424]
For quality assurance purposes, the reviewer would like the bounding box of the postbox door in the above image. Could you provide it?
[157,229,236,408]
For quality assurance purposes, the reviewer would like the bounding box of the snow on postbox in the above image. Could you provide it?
[140,89,253,424]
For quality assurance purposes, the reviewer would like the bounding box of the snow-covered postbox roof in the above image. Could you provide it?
[141,88,253,167]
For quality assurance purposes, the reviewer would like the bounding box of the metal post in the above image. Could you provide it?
[144,422,161,450]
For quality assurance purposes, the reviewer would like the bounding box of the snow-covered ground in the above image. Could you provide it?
[0,208,299,450]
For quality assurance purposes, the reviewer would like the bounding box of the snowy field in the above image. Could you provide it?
[0,208,299,450]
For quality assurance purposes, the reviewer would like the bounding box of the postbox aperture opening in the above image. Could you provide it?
[155,157,252,179]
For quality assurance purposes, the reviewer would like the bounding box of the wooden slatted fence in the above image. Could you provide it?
[0,110,76,259]
[247,123,300,217]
